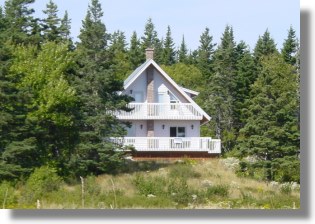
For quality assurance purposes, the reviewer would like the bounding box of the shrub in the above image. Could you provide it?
[0,181,18,208]
[22,166,62,204]
[205,184,230,198]
[168,164,201,179]
[133,175,166,196]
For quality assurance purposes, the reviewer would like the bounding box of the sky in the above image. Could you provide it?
[0,0,300,51]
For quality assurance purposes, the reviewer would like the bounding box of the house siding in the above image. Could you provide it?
[154,120,200,137]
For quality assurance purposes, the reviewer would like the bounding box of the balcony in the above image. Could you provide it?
[115,103,203,120]
[111,137,221,154]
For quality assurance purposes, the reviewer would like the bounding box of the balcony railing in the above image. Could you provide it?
[111,137,221,154]
[115,103,203,120]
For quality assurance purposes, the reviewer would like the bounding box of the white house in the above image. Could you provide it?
[113,48,221,158]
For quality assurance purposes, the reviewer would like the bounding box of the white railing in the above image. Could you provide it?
[115,103,203,120]
[111,137,221,154]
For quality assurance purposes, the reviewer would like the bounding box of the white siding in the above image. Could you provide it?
[124,71,147,103]
[154,120,200,137]
[126,121,147,137]
[153,69,188,103]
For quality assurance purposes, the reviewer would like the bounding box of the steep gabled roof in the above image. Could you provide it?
[124,59,211,125]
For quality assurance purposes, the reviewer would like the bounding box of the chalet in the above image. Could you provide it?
[113,48,221,158]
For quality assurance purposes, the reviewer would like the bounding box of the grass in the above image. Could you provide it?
[0,158,300,209]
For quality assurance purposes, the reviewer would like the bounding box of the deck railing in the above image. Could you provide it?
[115,103,203,120]
[111,137,221,154]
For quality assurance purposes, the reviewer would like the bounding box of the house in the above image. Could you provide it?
[113,48,221,158]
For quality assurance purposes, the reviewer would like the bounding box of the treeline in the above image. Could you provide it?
[0,0,299,183]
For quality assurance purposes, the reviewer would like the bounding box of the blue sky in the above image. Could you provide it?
[0,0,300,51]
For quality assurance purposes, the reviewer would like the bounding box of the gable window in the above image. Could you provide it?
[170,127,186,137]
[169,91,179,110]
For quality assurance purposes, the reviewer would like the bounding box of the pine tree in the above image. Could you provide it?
[109,30,132,80]
[60,11,71,41]
[178,35,188,63]
[238,54,299,182]
[203,25,237,152]
[161,25,175,65]
[196,27,216,77]
[234,41,257,129]
[253,29,277,63]
[141,18,162,62]
[281,26,298,66]
[73,0,131,176]
[3,0,36,44]
[41,0,61,42]
[129,31,143,69]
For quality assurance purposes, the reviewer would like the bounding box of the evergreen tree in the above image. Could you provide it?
[281,26,298,66]
[41,0,61,42]
[74,0,131,176]
[196,27,216,78]
[237,54,299,182]
[203,25,237,152]
[178,35,188,63]
[3,0,36,44]
[253,29,277,63]
[129,31,143,69]
[161,25,175,65]
[60,11,72,41]
[234,41,257,129]
[109,30,132,80]
[141,18,162,63]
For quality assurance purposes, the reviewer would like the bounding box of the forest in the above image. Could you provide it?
[0,0,299,192]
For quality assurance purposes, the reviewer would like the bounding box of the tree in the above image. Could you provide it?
[253,29,277,64]
[128,31,143,69]
[3,0,37,44]
[203,25,237,152]
[73,0,132,176]
[59,11,72,42]
[196,27,216,78]
[281,26,298,66]
[161,63,203,90]
[109,30,132,80]
[141,18,162,63]
[161,25,175,65]
[41,0,61,42]
[178,35,188,63]
[234,41,257,130]
[237,54,299,182]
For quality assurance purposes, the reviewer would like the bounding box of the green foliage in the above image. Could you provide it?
[161,63,203,90]
[161,25,176,65]
[168,163,201,179]
[205,184,230,198]
[0,181,18,208]
[281,26,298,66]
[22,166,62,204]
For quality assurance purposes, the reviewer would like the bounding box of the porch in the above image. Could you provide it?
[115,103,203,120]
[111,137,221,154]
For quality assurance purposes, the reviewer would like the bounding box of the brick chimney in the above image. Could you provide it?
[145,48,154,60]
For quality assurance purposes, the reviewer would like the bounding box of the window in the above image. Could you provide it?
[169,91,179,110]
[170,127,186,137]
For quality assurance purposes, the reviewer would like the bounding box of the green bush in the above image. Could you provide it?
[133,175,166,196]
[168,164,201,179]
[205,184,230,198]
[22,166,62,204]
[0,181,18,208]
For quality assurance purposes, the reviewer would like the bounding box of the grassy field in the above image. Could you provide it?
[0,158,300,209]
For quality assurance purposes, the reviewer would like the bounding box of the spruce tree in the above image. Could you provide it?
[253,29,277,63]
[281,26,298,66]
[196,27,216,78]
[204,25,237,152]
[60,11,72,42]
[41,0,61,42]
[129,31,143,68]
[238,54,299,182]
[178,35,188,63]
[74,0,131,176]
[161,25,175,65]
[3,0,36,44]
